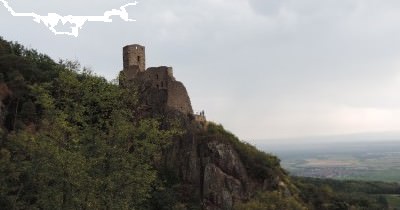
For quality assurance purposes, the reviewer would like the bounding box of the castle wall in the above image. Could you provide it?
[143,66,175,89]
[120,44,195,116]
[167,81,193,114]
[122,65,140,81]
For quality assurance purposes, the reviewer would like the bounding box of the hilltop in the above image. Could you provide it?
[0,37,398,210]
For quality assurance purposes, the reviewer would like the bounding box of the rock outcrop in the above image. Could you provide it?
[162,128,294,210]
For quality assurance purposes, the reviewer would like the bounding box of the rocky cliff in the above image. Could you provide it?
[156,116,302,210]
[130,67,303,209]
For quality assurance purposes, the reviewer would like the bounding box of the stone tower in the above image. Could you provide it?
[122,44,145,80]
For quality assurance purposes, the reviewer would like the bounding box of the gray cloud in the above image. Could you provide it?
[1,0,400,140]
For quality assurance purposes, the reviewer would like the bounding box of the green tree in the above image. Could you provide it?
[234,191,307,210]
[0,37,179,209]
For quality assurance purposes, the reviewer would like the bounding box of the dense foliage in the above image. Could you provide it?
[234,191,306,210]
[0,37,178,209]
[294,177,399,210]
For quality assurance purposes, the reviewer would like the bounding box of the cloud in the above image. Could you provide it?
[2,0,400,140]
[5,0,135,15]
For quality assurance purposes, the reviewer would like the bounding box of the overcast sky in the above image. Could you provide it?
[1,0,400,142]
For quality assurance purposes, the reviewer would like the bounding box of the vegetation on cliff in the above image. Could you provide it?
[0,37,398,210]
[0,37,178,209]
[205,123,282,181]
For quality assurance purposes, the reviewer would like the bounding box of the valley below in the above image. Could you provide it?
[262,140,400,182]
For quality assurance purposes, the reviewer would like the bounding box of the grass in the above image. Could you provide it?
[385,194,400,209]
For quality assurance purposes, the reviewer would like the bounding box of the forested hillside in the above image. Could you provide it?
[1,37,399,210]
[0,37,180,209]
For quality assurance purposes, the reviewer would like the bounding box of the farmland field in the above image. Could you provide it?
[260,140,400,182]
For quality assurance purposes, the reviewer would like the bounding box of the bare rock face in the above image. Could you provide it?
[202,163,242,210]
[163,131,288,210]
[201,141,248,210]
[204,141,248,182]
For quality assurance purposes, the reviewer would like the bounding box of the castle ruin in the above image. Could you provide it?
[120,44,205,122]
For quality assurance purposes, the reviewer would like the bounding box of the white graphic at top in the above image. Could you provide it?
[0,0,137,37]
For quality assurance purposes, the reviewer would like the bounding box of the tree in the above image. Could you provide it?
[0,38,179,209]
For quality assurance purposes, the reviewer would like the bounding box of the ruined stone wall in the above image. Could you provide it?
[123,44,145,72]
[194,114,206,123]
[126,66,193,115]
[143,66,175,90]
[167,81,193,114]
[121,65,140,81]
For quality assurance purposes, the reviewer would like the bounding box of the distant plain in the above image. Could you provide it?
[259,138,400,182]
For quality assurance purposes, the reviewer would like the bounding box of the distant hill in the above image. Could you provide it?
[257,131,400,146]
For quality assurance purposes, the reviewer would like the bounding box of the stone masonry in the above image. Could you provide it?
[120,44,194,115]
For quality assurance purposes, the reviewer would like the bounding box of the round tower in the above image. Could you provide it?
[123,44,146,72]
